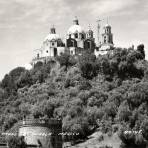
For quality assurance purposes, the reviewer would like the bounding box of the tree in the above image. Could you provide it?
[119,126,146,148]
[9,67,26,82]
[17,71,32,88]
[7,136,27,148]
[34,61,43,69]
[56,53,76,71]
[7,136,20,148]
[141,118,148,141]
[116,101,131,122]
[32,105,43,119]
[41,100,54,118]
[137,44,145,59]
[79,53,97,79]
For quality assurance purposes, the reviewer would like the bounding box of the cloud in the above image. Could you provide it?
[0,0,146,30]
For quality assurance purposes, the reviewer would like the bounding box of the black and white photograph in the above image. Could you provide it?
[0,0,148,148]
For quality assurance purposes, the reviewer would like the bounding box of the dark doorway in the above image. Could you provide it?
[54,48,57,57]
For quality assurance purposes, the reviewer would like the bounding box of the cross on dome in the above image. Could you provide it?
[73,16,79,25]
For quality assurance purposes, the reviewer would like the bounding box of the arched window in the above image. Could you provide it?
[72,40,75,47]
[87,41,91,49]
[37,53,39,58]
[104,36,107,43]
[75,33,78,38]
[82,34,84,39]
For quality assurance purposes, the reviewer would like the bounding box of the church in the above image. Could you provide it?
[32,17,114,65]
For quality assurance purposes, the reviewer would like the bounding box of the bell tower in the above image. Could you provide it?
[102,24,113,45]
[86,25,93,39]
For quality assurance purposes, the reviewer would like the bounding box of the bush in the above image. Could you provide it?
[118,127,146,148]
[98,134,104,142]
[56,53,76,71]
[7,136,27,148]
[108,130,112,137]
[113,124,119,133]
[79,53,97,80]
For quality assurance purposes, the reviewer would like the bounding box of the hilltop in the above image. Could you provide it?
[0,44,148,148]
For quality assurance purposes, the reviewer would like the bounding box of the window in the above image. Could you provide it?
[71,50,73,55]
[72,41,75,47]
[104,36,107,43]
[82,34,84,39]
[46,50,48,53]
[105,28,107,33]
[37,53,39,58]
[75,33,78,38]
[52,42,54,46]
[87,42,91,49]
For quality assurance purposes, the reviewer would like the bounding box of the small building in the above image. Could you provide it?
[2,119,62,148]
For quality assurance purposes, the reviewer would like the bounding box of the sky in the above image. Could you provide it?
[0,0,148,80]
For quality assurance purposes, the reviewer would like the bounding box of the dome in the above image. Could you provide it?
[104,24,111,28]
[44,33,60,42]
[67,17,84,35]
[67,25,84,35]
[44,26,61,42]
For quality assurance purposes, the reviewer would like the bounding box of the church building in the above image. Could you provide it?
[66,17,95,55]
[32,17,114,65]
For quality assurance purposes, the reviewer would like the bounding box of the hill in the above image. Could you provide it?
[0,44,148,147]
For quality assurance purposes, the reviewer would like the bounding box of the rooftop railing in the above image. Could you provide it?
[18,118,62,127]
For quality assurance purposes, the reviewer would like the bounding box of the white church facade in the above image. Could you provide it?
[32,17,114,65]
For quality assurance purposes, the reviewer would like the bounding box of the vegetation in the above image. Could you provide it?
[7,136,26,148]
[0,44,148,147]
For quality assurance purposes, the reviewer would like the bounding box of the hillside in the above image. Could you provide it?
[69,131,121,148]
[0,45,148,147]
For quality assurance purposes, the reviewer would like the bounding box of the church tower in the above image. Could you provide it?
[95,23,114,56]
[102,24,113,45]
[86,25,93,39]
[84,25,95,53]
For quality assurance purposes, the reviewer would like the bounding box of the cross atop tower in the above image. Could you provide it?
[73,16,79,25]
[50,25,56,34]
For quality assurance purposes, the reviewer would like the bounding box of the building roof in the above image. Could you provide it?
[67,17,84,35]
[67,24,84,34]
[44,33,61,42]
[104,24,111,28]
[44,26,61,42]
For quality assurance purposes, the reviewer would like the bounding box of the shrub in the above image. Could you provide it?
[113,124,119,133]
[107,130,112,137]
[7,136,27,148]
[118,127,146,148]
[98,134,104,142]
[79,53,97,80]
